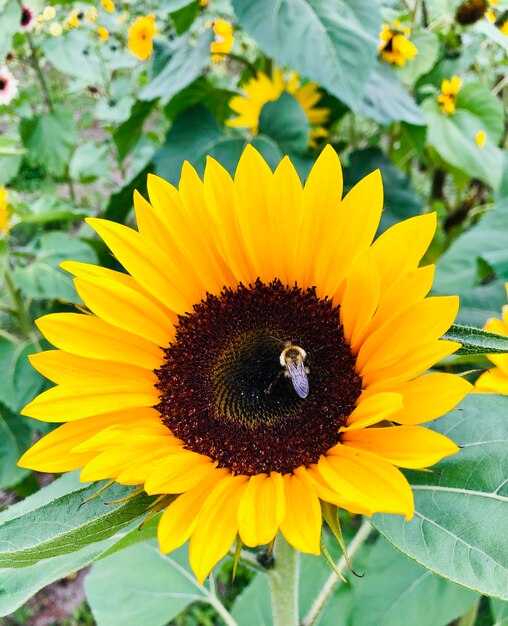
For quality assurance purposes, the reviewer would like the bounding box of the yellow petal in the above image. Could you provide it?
[36,313,163,370]
[474,368,508,394]
[144,452,216,494]
[342,426,459,468]
[279,472,321,554]
[21,380,158,422]
[342,392,403,431]
[157,468,229,554]
[318,446,414,519]
[190,474,248,584]
[388,373,472,424]
[340,248,381,352]
[80,445,170,483]
[238,472,285,547]
[74,275,174,347]
[357,296,459,375]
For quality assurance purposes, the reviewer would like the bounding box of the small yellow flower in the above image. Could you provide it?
[500,19,508,34]
[86,7,98,24]
[0,187,10,235]
[102,0,115,13]
[227,68,329,145]
[128,14,157,60]
[48,21,63,36]
[200,0,208,6]
[475,130,486,148]
[97,26,109,41]
[486,8,496,21]
[379,21,418,67]
[211,19,233,62]
[42,5,56,21]
[66,9,81,29]
[475,283,508,394]
[436,76,462,114]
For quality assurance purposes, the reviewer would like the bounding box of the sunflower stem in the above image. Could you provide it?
[302,519,373,626]
[269,535,300,626]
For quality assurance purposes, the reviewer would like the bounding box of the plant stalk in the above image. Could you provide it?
[269,535,300,626]
[4,272,32,340]
[302,519,373,626]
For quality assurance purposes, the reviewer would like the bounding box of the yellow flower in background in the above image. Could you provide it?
[200,0,208,6]
[86,6,97,24]
[49,21,63,36]
[42,5,56,21]
[19,146,469,585]
[475,130,486,148]
[0,187,10,235]
[97,26,109,41]
[228,68,329,143]
[210,19,233,61]
[486,8,496,21]
[474,284,508,394]
[128,14,156,60]
[101,0,115,13]
[65,9,81,29]
[379,20,417,67]
[500,18,508,34]
[437,76,462,114]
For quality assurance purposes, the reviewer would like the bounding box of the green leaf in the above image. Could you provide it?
[349,537,477,626]
[434,200,508,293]
[69,142,111,183]
[20,110,77,177]
[455,282,508,328]
[85,542,208,626]
[358,62,424,125]
[0,407,32,490]
[490,598,508,625]
[423,96,504,190]
[396,31,440,86]
[113,100,155,161]
[103,163,152,223]
[139,30,213,103]
[0,0,21,61]
[171,0,199,35]
[231,574,273,626]
[164,77,236,125]
[12,232,97,303]
[232,0,381,111]
[259,92,310,156]
[372,394,508,600]
[0,481,154,568]
[442,323,508,355]
[42,30,103,85]
[0,338,45,414]
[456,83,505,143]
[344,148,423,233]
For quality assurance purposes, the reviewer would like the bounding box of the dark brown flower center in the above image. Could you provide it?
[0,80,5,90]
[21,7,32,26]
[156,280,362,475]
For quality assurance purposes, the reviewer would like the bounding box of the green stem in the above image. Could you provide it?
[269,535,300,626]
[4,272,32,340]
[302,520,373,626]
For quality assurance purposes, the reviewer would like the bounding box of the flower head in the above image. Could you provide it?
[65,9,82,29]
[128,14,156,60]
[0,66,18,106]
[474,284,508,394]
[49,21,63,36]
[379,20,417,67]
[97,26,109,41]
[20,5,36,31]
[437,76,462,114]
[228,68,329,143]
[19,146,470,584]
[42,5,56,21]
[101,0,115,13]
[210,19,233,61]
[0,187,10,235]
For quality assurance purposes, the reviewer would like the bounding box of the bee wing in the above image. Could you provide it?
[286,361,309,399]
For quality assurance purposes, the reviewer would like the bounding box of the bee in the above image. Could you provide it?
[280,342,309,399]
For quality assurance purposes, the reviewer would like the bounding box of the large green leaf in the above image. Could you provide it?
[103,162,152,223]
[232,0,381,110]
[434,200,508,293]
[372,394,508,600]
[358,62,424,125]
[259,92,310,156]
[42,30,103,85]
[0,339,46,414]
[12,232,97,303]
[423,94,504,190]
[113,100,155,162]
[69,142,111,183]
[350,538,476,626]
[19,110,77,178]
[0,479,154,568]
[344,148,423,233]
[139,30,213,103]
[455,282,508,328]
[85,543,210,626]
[0,0,21,61]
[396,31,440,86]
[0,407,32,490]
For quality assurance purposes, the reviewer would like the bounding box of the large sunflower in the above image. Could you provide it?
[19,146,470,584]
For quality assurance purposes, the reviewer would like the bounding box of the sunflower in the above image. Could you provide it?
[474,283,508,394]
[227,68,329,145]
[210,19,233,62]
[437,76,462,114]
[19,146,470,584]
[379,20,417,67]
[128,14,156,61]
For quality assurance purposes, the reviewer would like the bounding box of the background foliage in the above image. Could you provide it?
[0,0,507,623]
